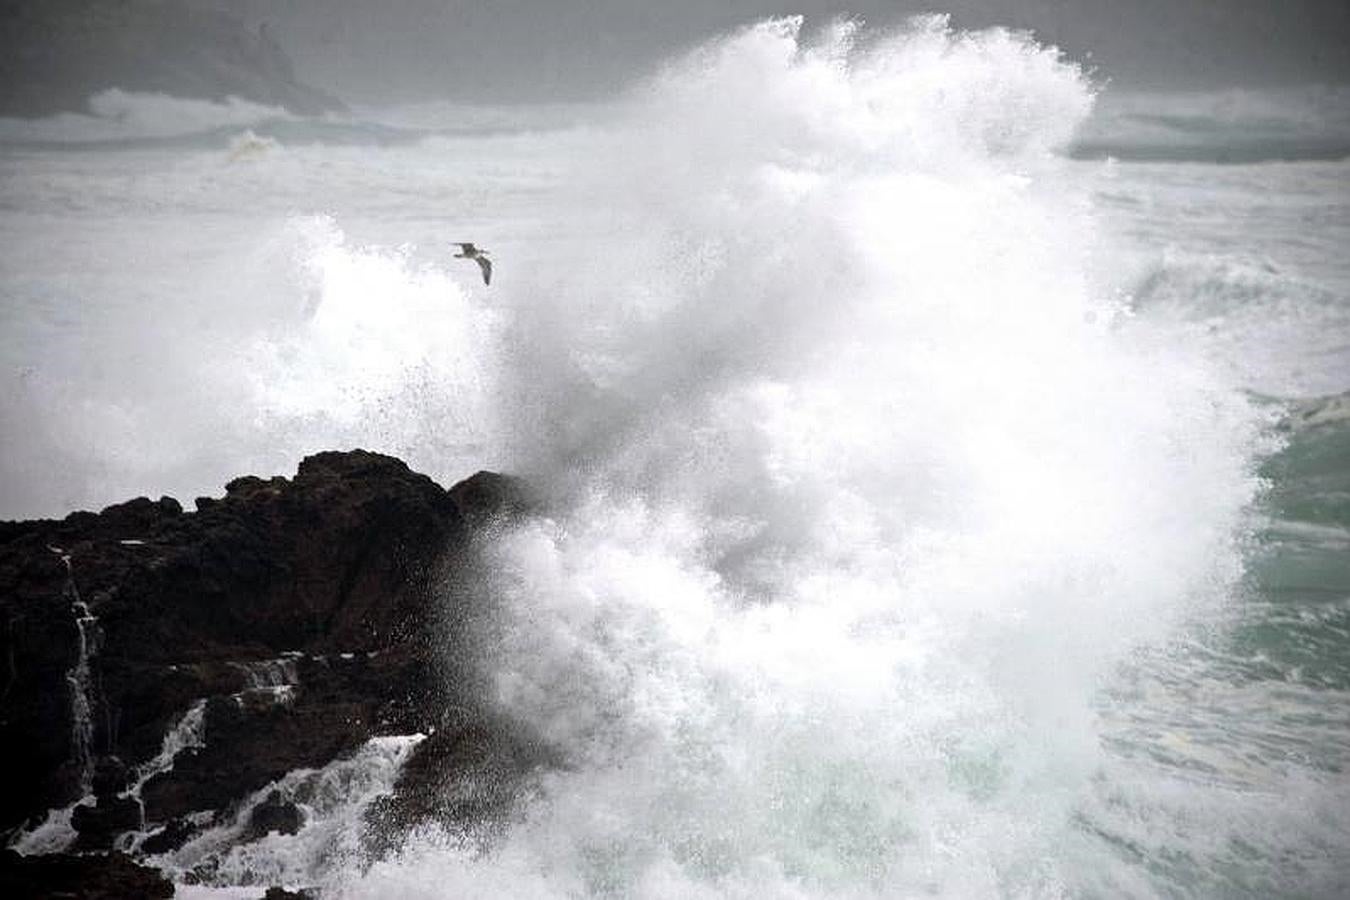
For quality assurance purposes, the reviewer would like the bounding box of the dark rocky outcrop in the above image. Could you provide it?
[71,796,141,852]
[364,713,560,858]
[245,791,303,843]
[448,471,537,530]
[138,817,199,856]
[3,451,450,834]
[1,449,542,869]
[261,887,317,900]
[0,849,173,899]
[89,756,132,801]
[70,756,142,850]
[0,1,343,118]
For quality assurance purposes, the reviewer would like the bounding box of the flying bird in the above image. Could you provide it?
[453,242,492,285]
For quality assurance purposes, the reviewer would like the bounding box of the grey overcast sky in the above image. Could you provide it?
[221,0,1350,102]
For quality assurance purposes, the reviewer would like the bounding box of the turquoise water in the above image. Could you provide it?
[1082,157,1350,896]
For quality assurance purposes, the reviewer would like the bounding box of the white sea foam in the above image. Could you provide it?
[8,802,81,856]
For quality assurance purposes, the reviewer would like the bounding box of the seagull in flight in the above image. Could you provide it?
[453,242,492,285]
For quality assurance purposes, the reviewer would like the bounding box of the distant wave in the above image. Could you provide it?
[0,88,421,150]
[0,89,292,143]
[1073,85,1350,162]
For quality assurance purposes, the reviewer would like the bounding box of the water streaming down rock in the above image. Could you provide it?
[119,701,209,853]
[230,657,303,708]
[134,701,209,797]
[11,694,209,856]
[5,550,109,855]
[50,548,100,797]
[149,734,425,890]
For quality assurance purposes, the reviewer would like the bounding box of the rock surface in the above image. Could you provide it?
[71,795,141,851]
[364,713,558,857]
[261,887,317,900]
[1,450,543,882]
[0,848,173,899]
[245,790,304,843]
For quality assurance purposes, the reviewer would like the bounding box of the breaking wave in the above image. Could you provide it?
[335,17,1270,898]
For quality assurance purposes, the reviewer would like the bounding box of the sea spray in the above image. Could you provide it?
[342,18,1267,898]
[242,214,505,474]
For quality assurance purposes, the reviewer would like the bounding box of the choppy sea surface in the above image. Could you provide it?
[2,18,1347,899]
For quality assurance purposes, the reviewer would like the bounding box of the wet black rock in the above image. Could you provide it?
[0,450,483,832]
[364,715,559,858]
[448,471,538,529]
[0,849,173,899]
[245,791,304,843]
[90,756,132,802]
[139,817,201,856]
[261,887,318,900]
[72,795,142,851]
[1,450,548,884]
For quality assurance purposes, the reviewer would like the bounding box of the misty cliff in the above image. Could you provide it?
[0,0,343,118]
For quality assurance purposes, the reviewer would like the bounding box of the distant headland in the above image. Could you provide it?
[0,1,343,118]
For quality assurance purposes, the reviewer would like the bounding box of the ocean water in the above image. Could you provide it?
[2,16,1348,899]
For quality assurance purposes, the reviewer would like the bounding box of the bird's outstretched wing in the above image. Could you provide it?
[476,255,492,285]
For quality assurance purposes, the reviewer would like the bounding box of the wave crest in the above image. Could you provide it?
[0,89,293,145]
[346,19,1267,898]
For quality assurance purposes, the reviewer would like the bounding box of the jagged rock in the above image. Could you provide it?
[364,717,558,859]
[0,450,471,832]
[1,449,558,883]
[246,791,304,842]
[139,817,201,855]
[0,849,172,899]
[448,470,537,529]
[91,756,132,802]
[72,795,142,851]
[261,887,317,900]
